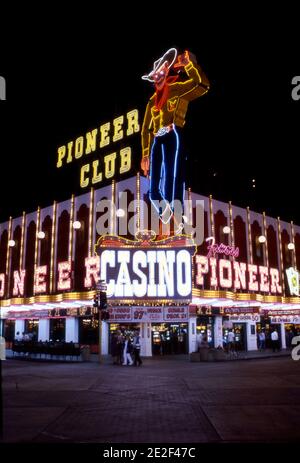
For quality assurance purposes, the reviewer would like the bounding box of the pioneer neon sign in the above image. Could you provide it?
[0,244,285,298]
[56,109,140,188]
[195,255,282,294]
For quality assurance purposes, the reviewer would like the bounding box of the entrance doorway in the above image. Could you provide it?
[223,323,247,351]
[151,323,188,355]
[285,323,300,348]
[109,323,140,354]
[196,316,214,347]
[79,318,99,352]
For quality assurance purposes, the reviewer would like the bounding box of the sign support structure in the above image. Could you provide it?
[95,280,107,364]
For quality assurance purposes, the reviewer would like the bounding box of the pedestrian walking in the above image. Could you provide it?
[227,330,235,352]
[122,335,134,365]
[110,332,118,364]
[258,330,266,350]
[116,330,124,365]
[271,329,280,352]
[196,331,203,352]
[133,330,142,366]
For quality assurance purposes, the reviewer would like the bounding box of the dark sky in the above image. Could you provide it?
[0,9,299,224]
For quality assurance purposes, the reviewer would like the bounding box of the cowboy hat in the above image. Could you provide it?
[141,48,178,82]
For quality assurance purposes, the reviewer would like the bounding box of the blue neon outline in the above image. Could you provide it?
[149,138,168,215]
[171,125,180,209]
[149,139,160,214]
[160,144,166,197]
[149,125,181,219]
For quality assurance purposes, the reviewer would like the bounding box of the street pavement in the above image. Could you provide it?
[1,355,300,443]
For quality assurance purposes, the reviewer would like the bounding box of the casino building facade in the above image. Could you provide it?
[1,174,300,357]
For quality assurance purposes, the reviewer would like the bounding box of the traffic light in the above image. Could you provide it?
[100,310,109,321]
[99,291,107,310]
[93,294,99,309]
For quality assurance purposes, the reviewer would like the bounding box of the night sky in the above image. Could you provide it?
[0,10,299,224]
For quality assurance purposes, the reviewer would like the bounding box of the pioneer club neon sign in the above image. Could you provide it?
[1,251,193,299]
[0,237,284,299]
[56,109,140,189]
[196,235,282,294]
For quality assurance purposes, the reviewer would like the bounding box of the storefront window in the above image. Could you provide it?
[4,320,15,342]
[24,319,39,341]
[79,318,99,345]
[49,318,66,342]
[151,323,188,355]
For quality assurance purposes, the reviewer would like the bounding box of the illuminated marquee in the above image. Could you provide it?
[56,109,140,188]
[96,233,196,301]
[99,248,192,299]
[0,242,287,298]
[195,255,282,294]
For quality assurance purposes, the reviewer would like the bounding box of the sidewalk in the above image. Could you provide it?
[227,349,291,361]
[1,354,299,443]
[4,348,291,363]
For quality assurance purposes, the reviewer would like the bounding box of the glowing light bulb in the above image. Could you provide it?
[73,221,82,230]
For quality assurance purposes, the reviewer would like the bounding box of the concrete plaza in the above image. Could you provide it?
[1,355,300,443]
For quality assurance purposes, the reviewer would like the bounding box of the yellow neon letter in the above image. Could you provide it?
[66,141,73,164]
[113,115,124,142]
[80,164,90,188]
[104,153,117,179]
[100,122,110,148]
[126,109,140,135]
[85,129,98,154]
[119,147,131,174]
[57,146,66,168]
[75,136,84,159]
[92,160,103,184]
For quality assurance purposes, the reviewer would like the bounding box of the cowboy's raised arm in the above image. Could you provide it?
[172,50,210,100]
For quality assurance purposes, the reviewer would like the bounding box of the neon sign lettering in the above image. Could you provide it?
[206,236,239,258]
[195,255,282,294]
[99,248,193,300]
[56,109,139,188]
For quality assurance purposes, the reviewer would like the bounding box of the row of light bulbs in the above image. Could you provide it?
[7,221,296,250]
[8,221,83,247]
[222,226,295,250]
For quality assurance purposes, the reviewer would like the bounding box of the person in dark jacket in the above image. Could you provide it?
[116,330,124,365]
[133,330,142,366]
[110,333,118,364]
